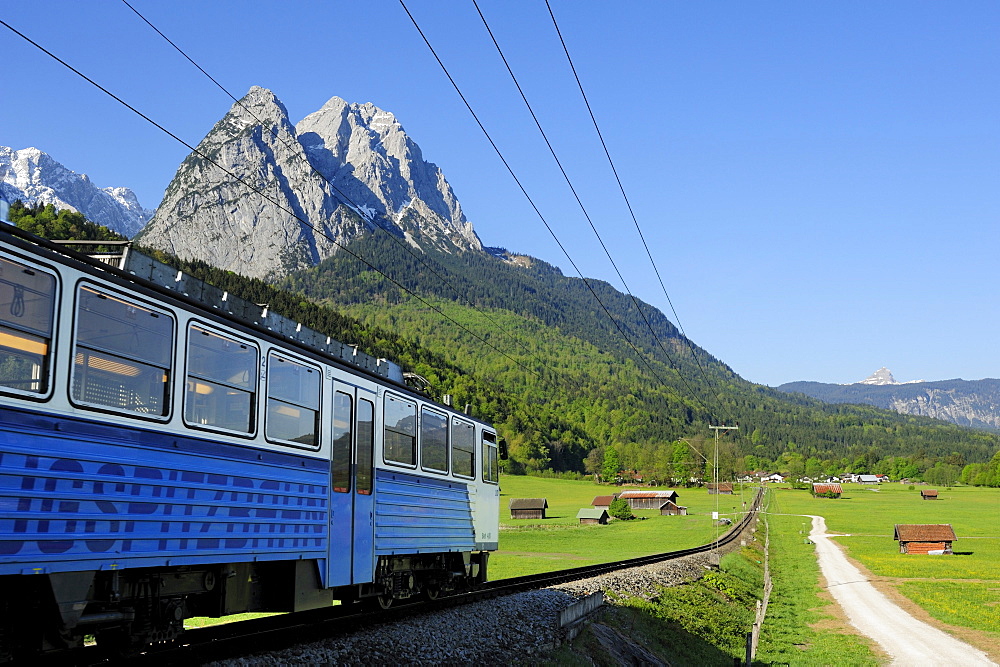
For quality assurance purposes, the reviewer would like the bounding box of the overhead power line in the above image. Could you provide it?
[120,0,542,368]
[0,17,544,382]
[399,0,717,422]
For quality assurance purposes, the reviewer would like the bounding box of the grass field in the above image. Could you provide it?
[765,482,1000,649]
[491,475,754,579]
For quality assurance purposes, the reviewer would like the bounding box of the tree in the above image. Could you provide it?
[602,447,621,483]
[608,497,634,520]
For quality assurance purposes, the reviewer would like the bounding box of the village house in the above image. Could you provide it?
[509,498,548,520]
[894,524,957,554]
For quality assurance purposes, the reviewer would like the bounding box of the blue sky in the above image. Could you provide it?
[2,1,998,387]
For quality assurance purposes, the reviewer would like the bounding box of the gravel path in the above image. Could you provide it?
[808,514,996,666]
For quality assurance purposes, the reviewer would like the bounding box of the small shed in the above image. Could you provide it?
[921,489,939,500]
[576,508,610,525]
[659,500,688,516]
[812,483,843,498]
[707,482,734,495]
[509,498,548,519]
[858,474,880,484]
[618,490,679,510]
[894,524,957,554]
[591,495,616,511]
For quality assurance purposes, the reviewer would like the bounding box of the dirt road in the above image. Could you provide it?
[807,514,995,665]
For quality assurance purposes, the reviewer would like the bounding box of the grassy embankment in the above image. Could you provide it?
[491,475,754,579]
[764,482,1000,661]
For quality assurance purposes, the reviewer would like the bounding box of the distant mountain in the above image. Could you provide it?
[0,146,151,237]
[778,370,1000,431]
[137,87,481,281]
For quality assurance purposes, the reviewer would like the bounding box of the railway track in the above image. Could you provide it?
[62,488,763,665]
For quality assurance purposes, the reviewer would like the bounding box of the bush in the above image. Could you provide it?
[608,497,634,520]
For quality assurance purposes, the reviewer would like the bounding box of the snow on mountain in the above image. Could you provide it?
[0,146,152,238]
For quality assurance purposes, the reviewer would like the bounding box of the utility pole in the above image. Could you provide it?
[709,424,738,560]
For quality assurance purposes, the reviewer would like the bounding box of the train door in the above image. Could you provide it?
[327,383,355,587]
[352,391,376,583]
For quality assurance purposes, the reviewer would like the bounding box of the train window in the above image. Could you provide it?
[451,418,475,479]
[0,256,56,396]
[383,393,416,466]
[265,352,320,449]
[482,431,499,484]
[332,391,352,493]
[356,398,374,494]
[71,285,173,417]
[184,325,257,434]
[420,407,448,474]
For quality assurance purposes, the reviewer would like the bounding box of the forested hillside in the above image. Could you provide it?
[10,204,999,483]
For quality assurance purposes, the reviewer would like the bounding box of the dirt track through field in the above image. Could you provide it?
[807,514,996,665]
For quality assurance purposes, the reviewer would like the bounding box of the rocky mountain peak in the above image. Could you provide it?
[0,146,152,237]
[859,367,897,385]
[138,88,482,280]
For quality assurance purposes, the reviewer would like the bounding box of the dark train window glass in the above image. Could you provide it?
[482,431,498,484]
[184,325,257,433]
[265,352,320,448]
[451,418,475,479]
[420,407,448,473]
[356,398,374,495]
[0,257,56,395]
[332,391,352,493]
[383,394,416,466]
[72,285,173,416]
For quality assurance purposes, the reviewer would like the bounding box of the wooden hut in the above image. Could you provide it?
[812,483,843,498]
[659,500,688,516]
[591,495,616,511]
[920,489,939,500]
[576,508,610,525]
[707,482,734,495]
[618,490,679,510]
[509,498,548,519]
[893,524,956,554]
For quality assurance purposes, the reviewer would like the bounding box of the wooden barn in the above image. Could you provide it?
[618,490,679,510]
[659,500,688,516]
[707,482,734,495]
[576,508,610,525]
[894,524,957,554]
[509,498,548,519]
[921,489,939,500]
[812,483,843,498]
[591,495,617,511]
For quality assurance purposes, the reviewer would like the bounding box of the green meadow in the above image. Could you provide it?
[766,483,1000,649]
[491,475,755,579]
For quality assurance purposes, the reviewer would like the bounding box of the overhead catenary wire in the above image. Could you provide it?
[0,17,545,383]
[400,0,718,422]
[470,0,723,422]
[119,0,542,368]
[544,0,728,419]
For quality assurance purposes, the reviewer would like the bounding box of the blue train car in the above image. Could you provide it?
[0,222,501,659]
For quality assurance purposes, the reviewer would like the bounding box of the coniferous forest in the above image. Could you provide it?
[10,203,1000,486]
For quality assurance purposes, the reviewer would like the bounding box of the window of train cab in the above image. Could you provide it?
[482,431,499,484]
[420,405,448,475]
[383,393,416,467]
[264,351,321,450]
[183,323,258,437]
[70,283,174,419]
[451,417,475,480]
[0,254,58,400]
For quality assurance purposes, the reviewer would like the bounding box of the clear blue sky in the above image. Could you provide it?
[3,1,998,387]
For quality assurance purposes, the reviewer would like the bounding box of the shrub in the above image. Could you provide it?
[608,497,634,520]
